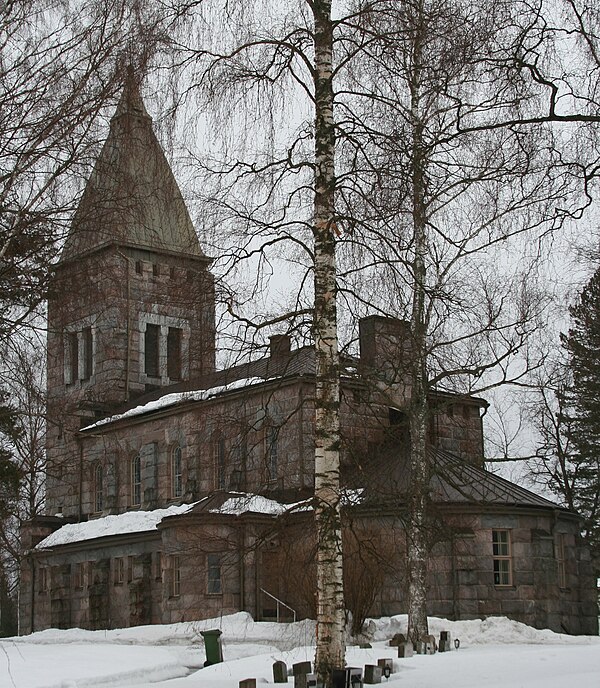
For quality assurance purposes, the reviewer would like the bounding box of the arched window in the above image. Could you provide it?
[131,454,141,506]
[93,463,103,513]
[171,445,183,498]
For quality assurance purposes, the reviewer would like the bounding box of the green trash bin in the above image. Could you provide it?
[201,629,223,666]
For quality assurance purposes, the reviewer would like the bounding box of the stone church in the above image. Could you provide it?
[19,80,598,636]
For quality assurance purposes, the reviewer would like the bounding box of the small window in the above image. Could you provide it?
[154,552,162,582]
[135,260,143,275]
[492,530,512,586]
[131,454,141,506]
[167,327,182,380]
[66,332,78,384]
[207,554,222,595]
[557,534,567,589]
[38,567,48,593]
[171,445,183,498]
[152,263,159,277]
[214,437,226,490]
[266,426,278,481]
[93,463,103,513]
[81,327,93,380]
[145,324,160,378]
[114,558,125,585]
[170,555,181,597]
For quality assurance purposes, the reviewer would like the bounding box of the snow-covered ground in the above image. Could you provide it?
[2,613,599,688]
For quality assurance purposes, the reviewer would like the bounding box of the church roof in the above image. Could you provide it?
[60,76,205,262]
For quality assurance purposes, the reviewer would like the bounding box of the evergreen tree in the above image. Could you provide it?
[561,267,600,572]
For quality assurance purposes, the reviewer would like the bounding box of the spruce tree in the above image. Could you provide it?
[561,267,600,572]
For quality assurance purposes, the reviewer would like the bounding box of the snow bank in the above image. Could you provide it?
[82,378,265,430]
[361,614,600,646]
[36,503,196,549]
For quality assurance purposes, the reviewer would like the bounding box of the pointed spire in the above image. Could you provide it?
[60,75,206,262]
[113,66,152,123]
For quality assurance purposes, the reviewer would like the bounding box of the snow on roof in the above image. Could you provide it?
[81,377,265,431]
[36,503,196,549]
[210,494,308,516]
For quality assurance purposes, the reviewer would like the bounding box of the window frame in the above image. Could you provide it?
[114,558,125,585]
[170,445,183,499]
[214,436,226,490]
[557,533,567,589]
[207,553,222,595]
[81,327,93,380]
[266,424,278,482]
[131,454,142,507]
[93,462,103,513]
[144,323,161,378]
[170,555,181,598]
[492,529,513,587]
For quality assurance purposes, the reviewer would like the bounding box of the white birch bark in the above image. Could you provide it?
[407,3,430,643]
[312,0,346,680]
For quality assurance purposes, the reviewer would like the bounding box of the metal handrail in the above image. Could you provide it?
[260,587,297,623]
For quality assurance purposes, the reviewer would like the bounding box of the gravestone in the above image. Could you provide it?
[240,680,256,688]
[274,660,288,683]
[359,642,372,649]
[389,633,406,647]
[414,641,426,655]
[293,661,313,688]
[377,658,393,674]
[397,642,414,658]
[439,630,453,652]
[422,634,437,655]
[364,665,382,684]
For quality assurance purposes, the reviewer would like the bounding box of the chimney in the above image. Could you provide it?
[359,316,411,382]
[269,334,292,360]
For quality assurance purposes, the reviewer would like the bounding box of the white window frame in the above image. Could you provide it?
[492,529,513,586]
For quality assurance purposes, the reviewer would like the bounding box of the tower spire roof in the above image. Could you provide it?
[61,77,205,262]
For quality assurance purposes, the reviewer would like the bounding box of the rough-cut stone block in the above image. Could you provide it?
[397,642,413,658]
[273,660,288,683]
[364,665,382,684]
[376,658,393,674]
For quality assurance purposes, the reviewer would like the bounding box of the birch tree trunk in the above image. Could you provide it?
[407,4,430,643]
[312,0,346,680]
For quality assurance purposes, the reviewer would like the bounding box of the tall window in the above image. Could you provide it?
[67,332,78,383]
[81,327,93,380]
[144,324,160,377]
[93,463,103,513]
[72,562,85,589]
[492,530,512,586]
[266,426,278,481]
[167,327,182,380]
[114,558,125,585]
[170,555,181,597]
[39,567,48,593]
[171,445,183,498]
[207,554,222,594]
[557,534,567,589]
[131,454,141,506]
[214,437,226,489]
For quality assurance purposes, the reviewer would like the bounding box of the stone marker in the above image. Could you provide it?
[389,633,406,647]
[439,631,452,653]
[293,661,313,688]
[274,660,288,683]
[359,642,372,649]
[377,658,393,674]
[240,680,256,688]
[293,662,313,675]
[306,673,318,688]
[414,641,426,655]
[423,634,437,653]
[397,642,414,658]
[364,665,382,684]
